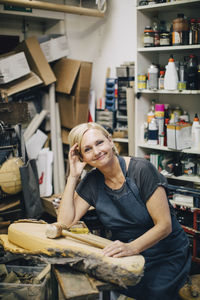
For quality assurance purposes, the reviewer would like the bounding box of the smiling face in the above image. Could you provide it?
[80,129,114,168]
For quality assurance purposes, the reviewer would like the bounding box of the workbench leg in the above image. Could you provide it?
[99,291,111,300]
[51,265,58,300]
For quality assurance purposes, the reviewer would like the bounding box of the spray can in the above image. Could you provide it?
[155,104,165,146]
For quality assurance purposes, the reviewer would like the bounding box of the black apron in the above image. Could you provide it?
[94,156,191,300]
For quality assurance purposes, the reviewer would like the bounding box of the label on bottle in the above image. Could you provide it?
[148,73,158,89]
[158,77,164,89]
[172,31,181,45]
[138,82,147,89]
[147,114,155,123]
[144,36,154,47]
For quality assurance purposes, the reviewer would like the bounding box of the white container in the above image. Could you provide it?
[192,124,200,150]
[164,56,178,90]
[148,118,158,145]
[148,64,158,90]
[193,125,200,150]
[191,114,200,149]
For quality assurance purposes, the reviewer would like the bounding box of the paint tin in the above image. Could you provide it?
[137,74,147,90]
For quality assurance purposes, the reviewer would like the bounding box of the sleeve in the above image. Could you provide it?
[130,158,168,203]
[76,170,97,206]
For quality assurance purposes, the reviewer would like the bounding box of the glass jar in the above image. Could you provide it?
[144,26,154,47]
[160,32,170,46]
[172,13,189,45]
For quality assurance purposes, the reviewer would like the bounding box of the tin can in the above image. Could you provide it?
[160,32,170,46]
[137,74,147,90]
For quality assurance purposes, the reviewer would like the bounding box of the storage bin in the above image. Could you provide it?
[0,265,51,300]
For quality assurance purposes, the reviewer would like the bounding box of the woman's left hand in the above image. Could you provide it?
[102,240,138,258]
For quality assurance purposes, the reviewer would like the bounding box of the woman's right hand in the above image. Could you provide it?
[68,143,86,178]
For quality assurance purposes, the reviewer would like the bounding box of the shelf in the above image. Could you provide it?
[182,225,200,238]
[138,143,200,155]
[170,199,199,209]
[113,138,128,143]
[137,89,200,95]
[138,44,200,53]
[165,174,200,183]
[137,0,200,13]
[0,4,65,24]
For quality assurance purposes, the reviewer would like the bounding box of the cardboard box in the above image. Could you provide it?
[0,71,42,99]
[53,58,93,129]
[38,34,70,63]
[0,52,30,84]
[167,123,192,150]
[61,128,70,145]
[15,36,56,86]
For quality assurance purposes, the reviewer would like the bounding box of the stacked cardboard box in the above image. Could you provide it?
[53,58,93,130]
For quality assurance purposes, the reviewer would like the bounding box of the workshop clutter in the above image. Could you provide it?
[15,36,56,86]
[138,54,200,92]
[0,34,70,100]
[142,14,200,47]
[38,34,69,63]
[0,34,93,198]
[142,100,200,151]
[146,152,200,181]
[0,262,51,300]
[96,62,134,138]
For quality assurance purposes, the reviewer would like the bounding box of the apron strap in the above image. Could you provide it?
[118,156,127,177]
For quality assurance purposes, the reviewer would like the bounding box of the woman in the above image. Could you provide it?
[58,122,191,300]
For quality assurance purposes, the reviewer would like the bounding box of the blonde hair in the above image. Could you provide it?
[68,122,118,157]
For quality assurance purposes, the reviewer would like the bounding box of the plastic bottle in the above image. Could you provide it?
[164,105,170,147]
[147,100,155,123]
[155,104,165,146]
[198,64,200,89]
[147,64,159,90]
[185,54,198,90]
[158,70,165,89]
[164,55,179,90]
[191,113,200,149]
[148,118,158,145]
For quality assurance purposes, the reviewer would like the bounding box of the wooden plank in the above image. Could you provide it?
[1,222,145,287]
[54,266,99,300]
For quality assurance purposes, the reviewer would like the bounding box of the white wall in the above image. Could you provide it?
[65,0,137,99]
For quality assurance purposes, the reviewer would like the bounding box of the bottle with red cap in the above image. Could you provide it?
[164,55,178,90]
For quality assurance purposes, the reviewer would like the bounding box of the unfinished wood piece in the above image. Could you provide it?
[54,266,100,300]
[6,222,145,287]
[23,110,48,142]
